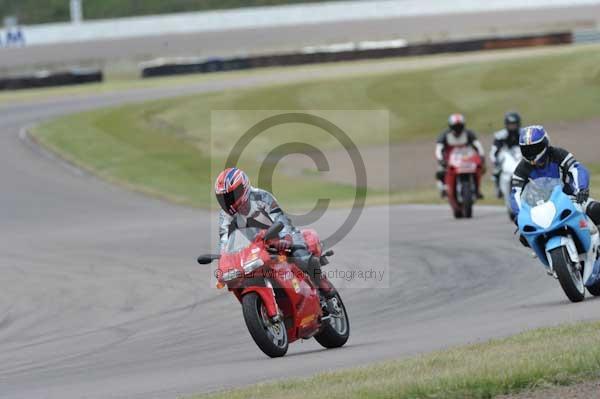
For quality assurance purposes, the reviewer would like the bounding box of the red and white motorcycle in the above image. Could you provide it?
[197,222,349,358]
[445,145,484,219]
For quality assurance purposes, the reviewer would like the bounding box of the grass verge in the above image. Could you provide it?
[31,44,600,208]
[29,105,367,209]
[190,321,600,399]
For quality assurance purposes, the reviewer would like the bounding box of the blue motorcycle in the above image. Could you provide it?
[518,178,600,302]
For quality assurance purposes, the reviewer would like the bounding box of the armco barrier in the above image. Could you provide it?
[4,0,596,47]
[141,32,572,78]
[0,68,103,91]
[573,29,600,44]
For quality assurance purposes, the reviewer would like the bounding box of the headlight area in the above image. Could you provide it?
[222,269,242,282]
[243,258,264,274]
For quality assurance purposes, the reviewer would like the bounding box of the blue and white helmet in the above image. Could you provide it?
[519,125,549,165]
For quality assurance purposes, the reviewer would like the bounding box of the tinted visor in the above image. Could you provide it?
[521,141,546,161]
[216,184,246,214]
[506,122,520,133]
[451,123,464,134]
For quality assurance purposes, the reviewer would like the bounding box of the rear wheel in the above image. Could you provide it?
[550,247,585,303]
[242,293,288,357]
[315,293,350,348]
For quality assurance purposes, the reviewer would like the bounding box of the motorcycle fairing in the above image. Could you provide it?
[445,146,482,213]
[219,229,324,342]
[269,262,321,339]
[519,184,600,287]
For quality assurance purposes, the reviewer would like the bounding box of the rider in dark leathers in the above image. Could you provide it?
[435,113,485,198]
[510,126,600,247]
[490,112,522,198]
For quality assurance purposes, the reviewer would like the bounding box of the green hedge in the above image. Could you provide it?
[0,0,338,25]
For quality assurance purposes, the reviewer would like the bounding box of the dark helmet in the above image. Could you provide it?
[214,167,251,215]
[448,113,465,135]
[504,112,521,134]
[519,125,549,165]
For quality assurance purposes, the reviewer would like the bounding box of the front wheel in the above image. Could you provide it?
[242,293,288,357]
[550,247,585,303]
[314,293,350,348]
[459,175,474,219]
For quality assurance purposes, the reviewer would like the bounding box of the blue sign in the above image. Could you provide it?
[1,27,26,47]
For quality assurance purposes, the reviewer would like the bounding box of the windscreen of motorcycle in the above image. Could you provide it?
[225,227,262,253]
[522,178,563,207]
[448,146,478,171]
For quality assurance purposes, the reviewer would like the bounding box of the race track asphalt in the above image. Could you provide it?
[2,40,600,399]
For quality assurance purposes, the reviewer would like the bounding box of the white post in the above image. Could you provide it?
[70,0,83,24]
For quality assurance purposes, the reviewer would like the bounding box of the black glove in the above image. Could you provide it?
[575,188,589,204]
[518,234,530,248]
[439,159,447,169]
[267,234,292,252]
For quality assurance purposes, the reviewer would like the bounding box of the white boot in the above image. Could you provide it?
[437,181,447,198]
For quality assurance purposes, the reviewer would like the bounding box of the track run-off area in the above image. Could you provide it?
[2,62,600,399]
[2,27,600,399]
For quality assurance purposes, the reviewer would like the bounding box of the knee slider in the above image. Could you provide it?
[586,201,600,225]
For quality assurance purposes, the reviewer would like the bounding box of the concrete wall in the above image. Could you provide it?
[1,0,599,47]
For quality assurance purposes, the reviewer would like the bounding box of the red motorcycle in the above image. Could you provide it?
[445,145,484,219]
[197,222,349,358]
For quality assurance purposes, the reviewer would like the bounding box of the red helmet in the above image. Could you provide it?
[448,113,465,135]
[214,168,250,215]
